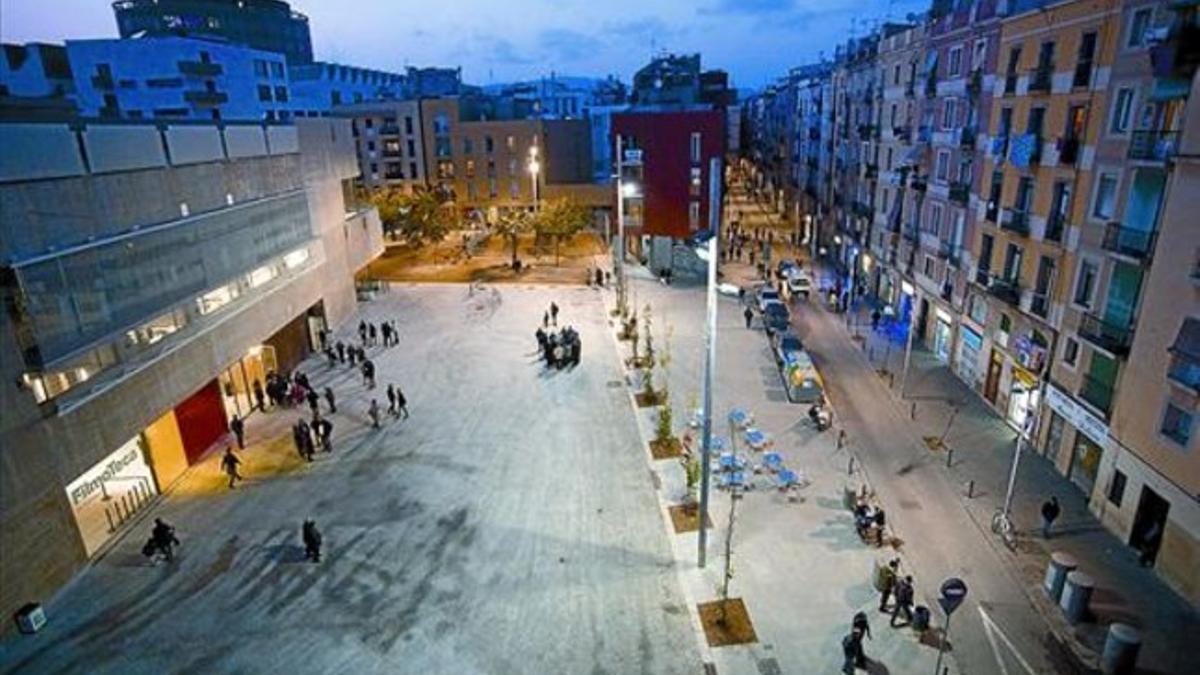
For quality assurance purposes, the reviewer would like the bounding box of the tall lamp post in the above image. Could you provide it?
[527,145,541,214]
[696,156,723,568]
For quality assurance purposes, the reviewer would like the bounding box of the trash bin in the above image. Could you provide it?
[1059,570,1095,624]
[1100,623,1141,675]
[1042,551,1078,603]
[14,602,46,634]
[912,605,930,631]
[843,485,857,511]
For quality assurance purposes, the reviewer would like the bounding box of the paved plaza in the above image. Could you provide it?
[0,284,701,675]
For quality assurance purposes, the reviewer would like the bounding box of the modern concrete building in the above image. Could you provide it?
[288,61,406,117]
[112,0,314,65]
[66,36,293,121]
[0,43,78,120]
[0,117,383,624]
[337,99,427,192]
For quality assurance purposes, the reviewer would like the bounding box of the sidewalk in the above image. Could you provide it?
[837,295,1200,674]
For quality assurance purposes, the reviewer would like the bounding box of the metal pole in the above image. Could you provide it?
[934,609,952,675]
[899,291,917,398]
[698,156,723,568]
[615,134,625,312]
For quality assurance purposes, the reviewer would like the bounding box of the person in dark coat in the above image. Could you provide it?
[252,379,266,411]
[878,558,899,612]
[744,306,754,329]
[324,386,336,414]
[336,341,346,363]
[221,446,243,488]
[386,384,397,416]
[151,518,180,562]
[890,576,915,627]
[302,520,322,562]
[229,414,245,449]
[306,388,320,414]
[395,387,408,419]
[550,301,559,326]
[1041,496,1060,539]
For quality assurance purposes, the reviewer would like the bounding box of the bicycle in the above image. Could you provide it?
[991,508,1016,550]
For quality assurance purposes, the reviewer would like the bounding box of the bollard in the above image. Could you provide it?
[837,429,847,451]
[945,448,954,468]
[847,456,855,475]
[966,479,975,499]
[105,508,116,533]
[1043,552,1079,603]
[910,402,916,420]
[1100,623,1141,675]
[1059,570,1095,623]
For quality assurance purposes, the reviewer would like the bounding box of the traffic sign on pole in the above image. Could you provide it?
[938,577,968,616]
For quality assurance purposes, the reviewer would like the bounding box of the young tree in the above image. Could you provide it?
[493,209,533,270]
[532,197,590,266]
[369,186,454,246]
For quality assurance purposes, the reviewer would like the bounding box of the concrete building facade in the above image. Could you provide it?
[0,117,382,624]
[338,99,427,192]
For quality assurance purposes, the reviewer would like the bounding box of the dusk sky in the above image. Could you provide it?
[1,0,927,89]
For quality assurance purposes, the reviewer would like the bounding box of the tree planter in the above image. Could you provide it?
[635,389,666,407]
[668,502,711,533]
[649,436,683,459]
[697,598,758,647]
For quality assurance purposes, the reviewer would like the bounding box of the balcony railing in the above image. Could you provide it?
[1004,73,1018,95]
[959,126,977,149]
[975,268,991,286]
[893,125,912,142]
[1127,130,1180,162]
[1168,357,1200,393]
[1101,223,1157,260]
[1045,214,1066,243]
[985,199,999,223]
[949,182,970,206]
[1078,312,1134,356]
[1057,137,1080,165]
[864,163,879,179]
[1029,65,1053,93]
[178,60,223,77]
[1029,292,1049,318]
[966,70,983,99]
[987,276,1021,306]
[379,124,401,136]
[1001,208,1030,236]
[1079,373,1115,416]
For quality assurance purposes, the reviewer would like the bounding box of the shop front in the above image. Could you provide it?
[1044,384,1110,499]
[1069,433,1104,497]
[65,436,158,556]
[956,325,983,388]
[218,346,277,420]
[1007,365,1039,432]
[932,308,953,364]
[174,380,228,464]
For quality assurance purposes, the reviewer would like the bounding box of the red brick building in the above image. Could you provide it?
[612,109,726,250]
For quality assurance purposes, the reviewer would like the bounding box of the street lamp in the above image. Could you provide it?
[527,145,541,213]
[695,156,723,569]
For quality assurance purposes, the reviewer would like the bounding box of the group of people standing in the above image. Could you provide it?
[841,558,918,673]
[534,302,581,370]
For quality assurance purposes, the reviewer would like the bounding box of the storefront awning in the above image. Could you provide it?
[1169,317,1200,361]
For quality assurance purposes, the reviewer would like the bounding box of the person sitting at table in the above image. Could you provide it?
[854,502,875,540]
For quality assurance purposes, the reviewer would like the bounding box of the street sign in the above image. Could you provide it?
[623,149,643,165]
[938,577,968,616]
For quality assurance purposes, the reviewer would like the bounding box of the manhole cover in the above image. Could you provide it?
[607,380,624,388]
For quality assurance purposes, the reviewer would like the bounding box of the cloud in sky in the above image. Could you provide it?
[0,0,928,87]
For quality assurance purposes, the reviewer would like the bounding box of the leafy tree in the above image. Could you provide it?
[369,186,453,246]
[532,197,591,266]
[492,209,533,269]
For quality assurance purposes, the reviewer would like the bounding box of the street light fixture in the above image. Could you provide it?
[528,145,540,213]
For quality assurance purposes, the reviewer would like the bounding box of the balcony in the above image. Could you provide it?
[905,81,916,98]
[985,199,1000,223]
[1078,312,1133,356]
[183,90,228,105]
[863,163,879,180]
[925,72,938,98]
[1029,292,1049,319]
[858,124,876,141]
[91,73,114,89]
[948,181,970,206]
[1079,373,1115,416]
[1028,65,1053,93]
[893,125,912,142]
[1127,130,1180,162]
[959,126,977,149]
[974,267,991,286]
[853,200,874,219]
[1058,137,1080,165]
[967,70,983,99]
[379,124,401,136]
[178,60,223,77]
[1000,208,1030,236]
[1045,214,1066,243]
[910,177,927,193]
[1101,223,1157,260]
[987,276,1021,306]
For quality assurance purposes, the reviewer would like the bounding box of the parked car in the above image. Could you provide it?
[772,331,804,363]
[762,300,791,334]
[756,285,781,311]
[787,273,813,299]
[777,259,798,278]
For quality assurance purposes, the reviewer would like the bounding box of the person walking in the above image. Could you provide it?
[878,558,899,612]
[361,359,375,389]
[229,414,245,450]
[323,386,336,414]
[380,322,391,347]
[291,422,307,459]
[150,518,180,563]
[302,519,322,563]
[358,320,367,344]
[306,388,320,414]
[890,576,914,627]
[744,305,754,329]
[368,399,381,429]
[395,387,409,420]
[841,628,864,674]
[550,302,559,326]
[336,340,346,364]
[252,380,266,412]
[221,446,243,488]
[386,384,397,416]
[368,323,378,347]
[543,310,550,329]
[317,416,333,452]
[1041,496,1061,539]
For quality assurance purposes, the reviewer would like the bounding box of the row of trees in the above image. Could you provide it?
[368,185,590,267]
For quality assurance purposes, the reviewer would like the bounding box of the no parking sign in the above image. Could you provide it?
[939,577,968,616]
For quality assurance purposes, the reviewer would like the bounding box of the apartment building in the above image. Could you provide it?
[872,23,927,314]
[1038,0,1199,603]
[831,33,881,293]
[418,97,596,221]
[0,117,383,624]
[339,100,427,192]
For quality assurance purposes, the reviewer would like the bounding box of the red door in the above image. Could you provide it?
[175,379,227,464]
